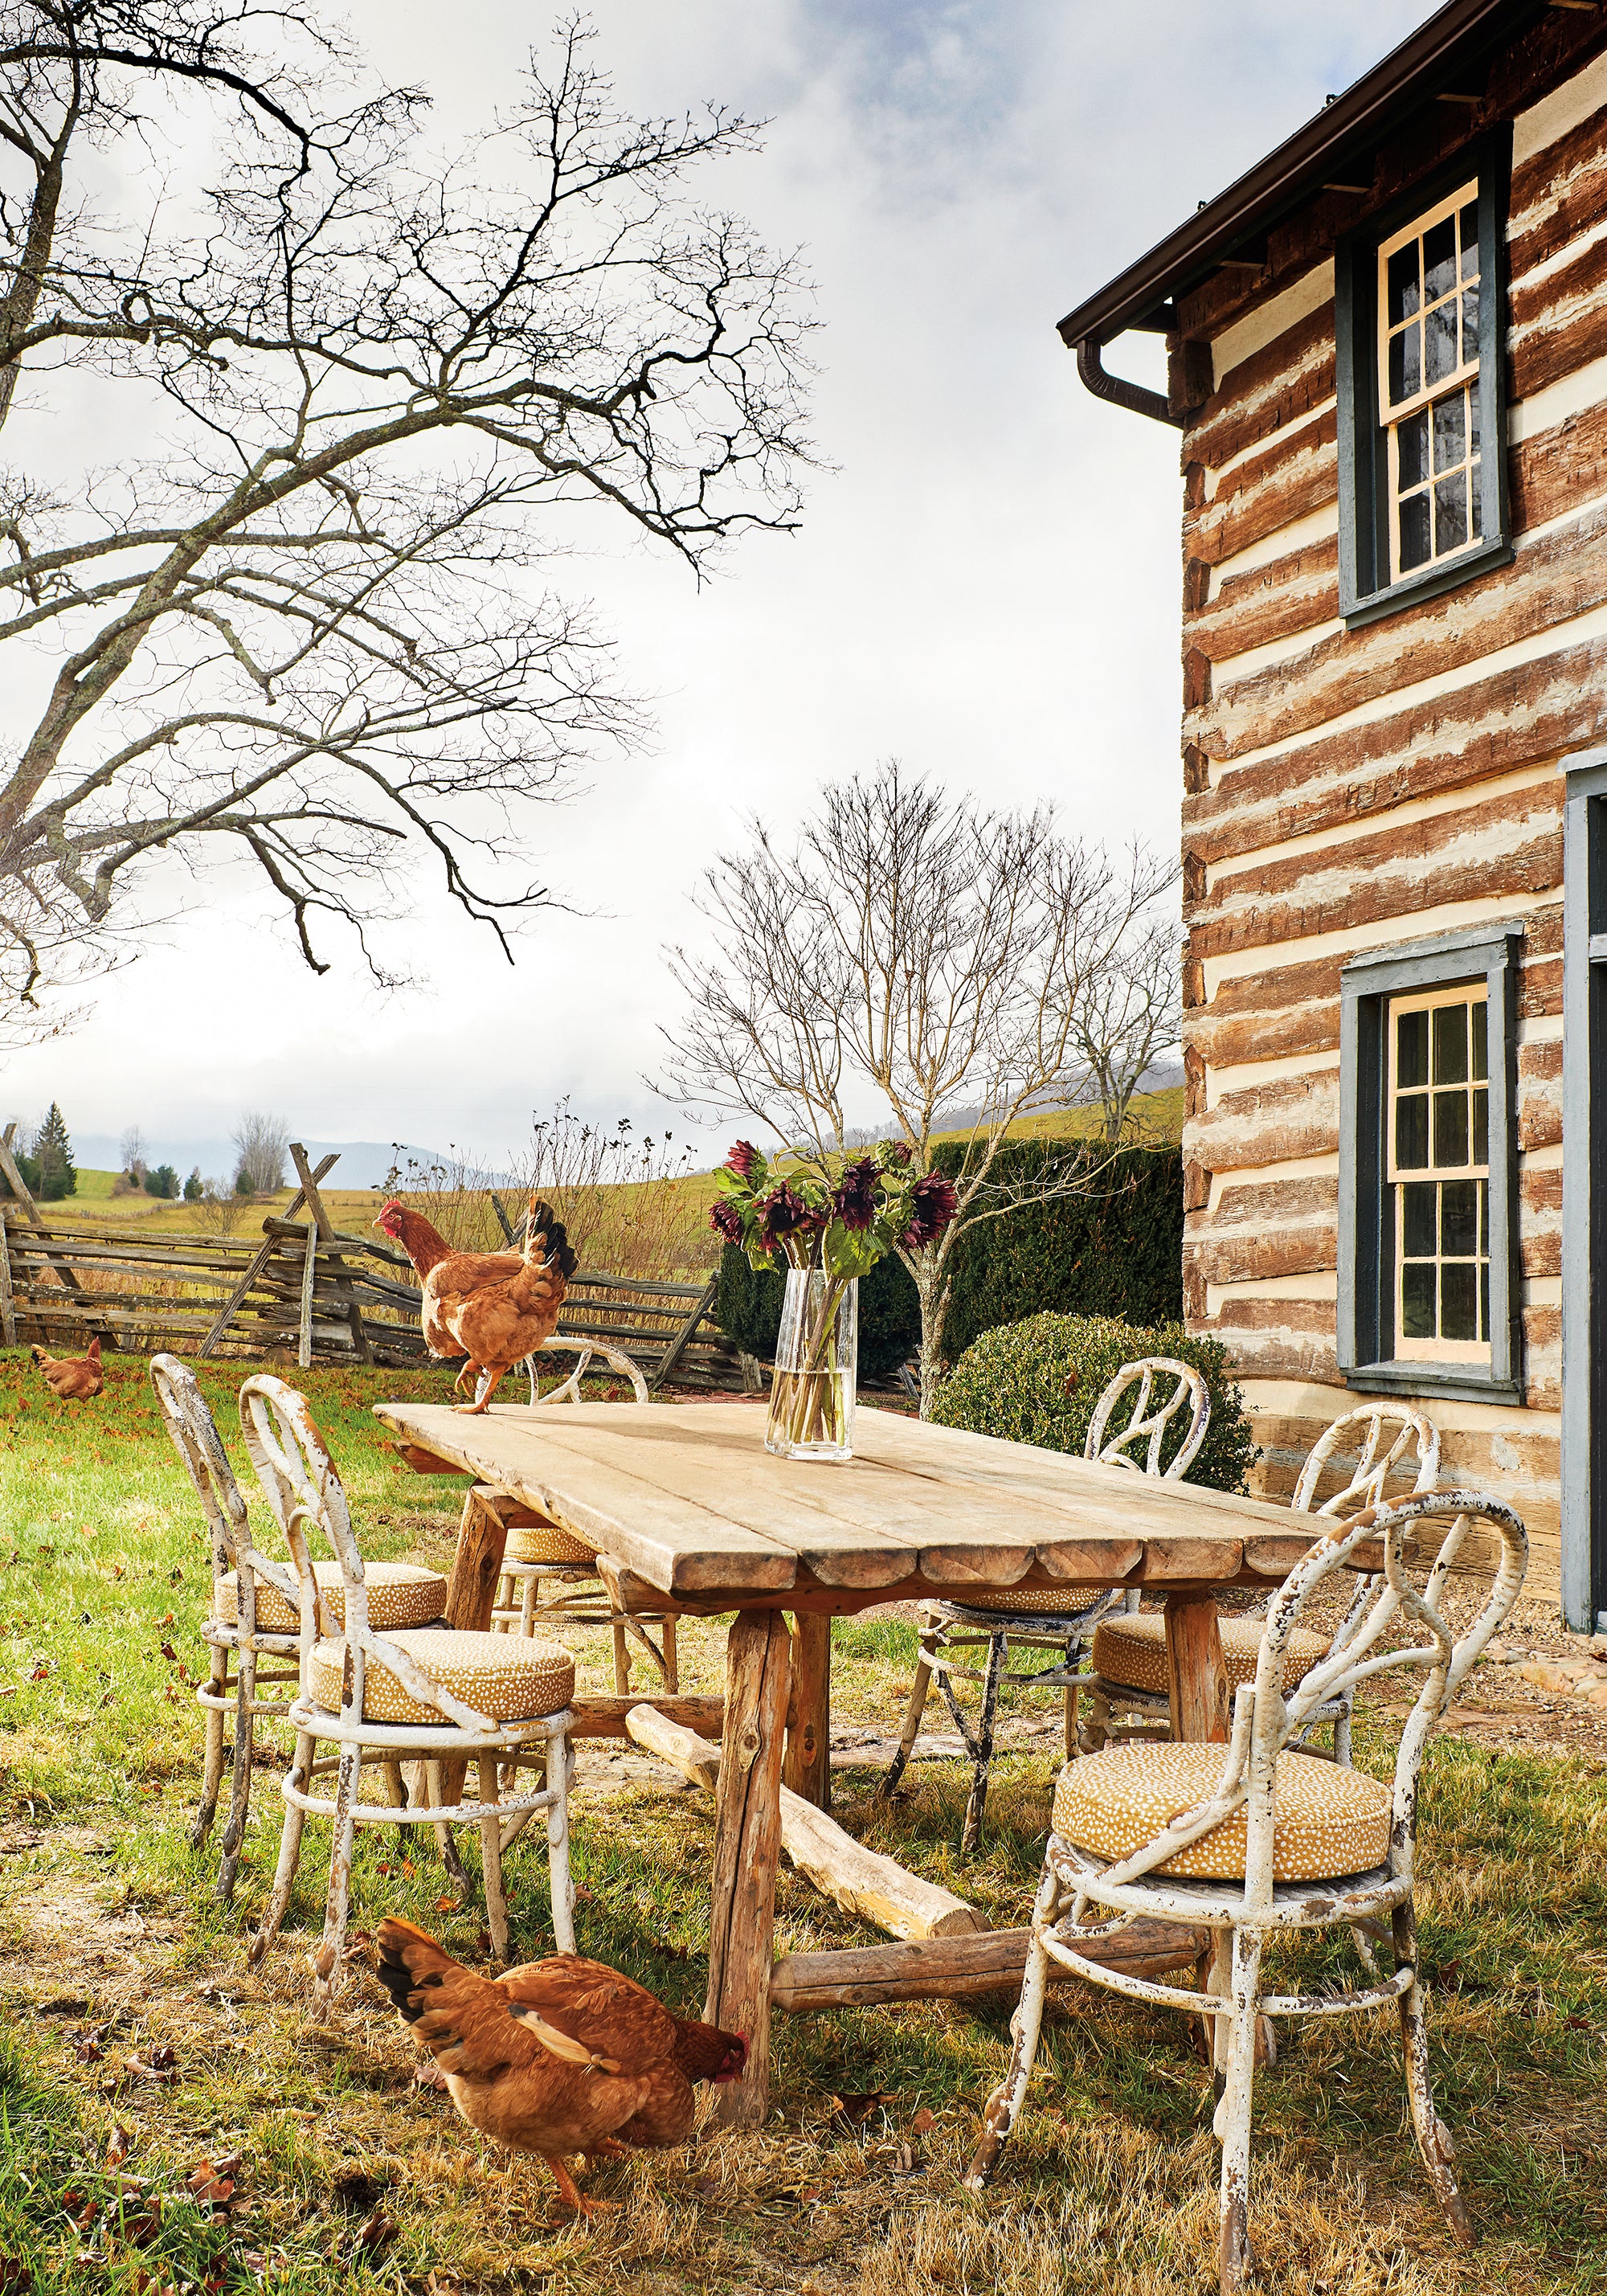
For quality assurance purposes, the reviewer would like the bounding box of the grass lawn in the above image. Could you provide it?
[0,1348,1603,2295]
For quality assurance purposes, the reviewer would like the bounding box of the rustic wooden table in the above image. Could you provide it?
[373,1398,1331,2127]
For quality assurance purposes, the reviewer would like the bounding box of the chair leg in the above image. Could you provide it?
[311,1744,362,2009]
[478,1755,509,1961]
[963,1856,1062,2190]
[1395,1903,1474,2245]
[1213,1926,1264,2296]
[248,1729,313,1966]
[1334,1690,1354,1769]
[215,1643,258,1905]
[382,1759,410,1848]
[611,1620,632,1695]
[1079,1681,1112,1754]
[660,1615,679,1694]
[190,1656,229,1849]
[878,1642,935,1799]
[546,1735,575,1952]
[959,1633,1006,1856]
[519,1570,538,1635]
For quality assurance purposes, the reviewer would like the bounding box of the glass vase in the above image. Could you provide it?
[766,1267,858,1462]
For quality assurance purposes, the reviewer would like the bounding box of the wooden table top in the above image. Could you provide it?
[374,1399,1337,1608]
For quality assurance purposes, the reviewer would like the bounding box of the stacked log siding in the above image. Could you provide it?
[1176,43,1607,1599]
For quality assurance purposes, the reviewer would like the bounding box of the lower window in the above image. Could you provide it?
[1338,925,1519,1406]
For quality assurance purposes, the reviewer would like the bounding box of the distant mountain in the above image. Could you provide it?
[62,1135,467,1189]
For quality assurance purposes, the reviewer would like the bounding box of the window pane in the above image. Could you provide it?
[1425,216,1457,301]
[1433,391,1466,474]
[1479,1177,1489,1256]
[1433,1088,1470,1165]
[1398,408,1429,489]
[1396,1008,1429,1087]
[1470,460,1482,539]
[1389,324,1421,406]
[1441,1178,1478,1256]
[1471,1000,1487,1080]
[1402,1180,1437,1257]
[1473,1086,1489,1164]
[1402,1261,1437,1339]
[1425,300,1458,386]
[1479,1260,1489,1342]
[1461,284,1479,361]
[1399,489,1431,571]
[1441,1261,1477,1340]
[1396,1092,1429,1168]
[1388,241,1421,323]
[1433,1002,1469,1083]
[1460,200,1478,278]
[1434,471,1468,554]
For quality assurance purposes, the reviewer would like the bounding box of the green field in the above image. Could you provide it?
[0,1349,1602,2295]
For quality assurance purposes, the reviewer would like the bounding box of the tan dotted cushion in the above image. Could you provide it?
[214,1561,447,1635]
[1091,1612,1327,1696]
[309,1627,575,1725]
[954,1586,1111,1615]
[1053,1746,1392,1882]
[502,1520,596,1567]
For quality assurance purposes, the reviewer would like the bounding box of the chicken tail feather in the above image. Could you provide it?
[525,1196,578,1283]
[375,1916,455,2023]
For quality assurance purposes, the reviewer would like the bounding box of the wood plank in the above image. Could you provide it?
[0,1219,15,1349]
[290,1144,372,1365]
[570,1693,722,1739]
[395,1444,474,1476]
[647,1273,718,1392]
[770,1921,1210,2012]
[372,1403,799,1594]
[784,1614,832,1811]
[629,1705,983,1942]
[296,1226,317,1370]
[705,1615,791,2129]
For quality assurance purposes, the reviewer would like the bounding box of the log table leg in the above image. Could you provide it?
[705,1609,791,2130]
[437,1488,514,1806]
[783,1612,831,1811]
[1163,1590,1230,1745]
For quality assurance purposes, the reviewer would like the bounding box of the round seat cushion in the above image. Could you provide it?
[1053,1745,1392,1882]
[951,1586,1111,1616]
[309,1627,575,1725]
[215,1561,447,1635]
[1091,1611,1327,1696]
[502,1520,596,1567]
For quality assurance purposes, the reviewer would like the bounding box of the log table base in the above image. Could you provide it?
[705,1611,791,2130]
[1163,1589,1230,1743]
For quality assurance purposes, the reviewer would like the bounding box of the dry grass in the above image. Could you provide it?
[0,1352,1602,2295]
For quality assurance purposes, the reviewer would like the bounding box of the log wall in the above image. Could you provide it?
[1173,29,1607,1604]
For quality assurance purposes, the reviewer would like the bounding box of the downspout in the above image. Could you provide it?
[1076,335,1182,428]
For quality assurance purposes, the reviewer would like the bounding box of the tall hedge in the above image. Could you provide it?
[712,1139,1182,1379]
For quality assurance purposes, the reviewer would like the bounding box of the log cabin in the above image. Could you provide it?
[1057,0,1607,1626]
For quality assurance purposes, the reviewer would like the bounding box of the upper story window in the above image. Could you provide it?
[1336,137,1511,627]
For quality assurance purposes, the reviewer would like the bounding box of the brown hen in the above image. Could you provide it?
[31,1335,103,1401]
[374,1918,746,2215]
[375,1196,576,1411]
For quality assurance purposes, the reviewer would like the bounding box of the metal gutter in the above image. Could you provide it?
[1057,0,1541,354]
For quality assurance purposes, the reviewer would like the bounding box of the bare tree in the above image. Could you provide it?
[656,763,1179,1414]
[231,1108,288,1193]
[118,1122,147,1182]
[0,6,812,1027]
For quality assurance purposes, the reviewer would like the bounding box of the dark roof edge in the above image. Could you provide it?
[1057,0,1536,350]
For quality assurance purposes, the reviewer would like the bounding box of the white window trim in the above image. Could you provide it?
[1376,180,1482,587]
[1384,981,1491,1366]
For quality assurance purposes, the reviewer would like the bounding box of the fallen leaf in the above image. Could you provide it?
[910,2107,936,2135]
[122,2046,178,2084]
[689,2174,718,2200]
[75,2035,104,2064]
[350,2208,395,2257]
[432,1895,460,1914]
[157,1612,174,1628]
[159,1642,179,1664]
[105,2127,133,2166]
[829,2089,896,2127]
[186,2155,241,2209]
[27,1662,48,1681]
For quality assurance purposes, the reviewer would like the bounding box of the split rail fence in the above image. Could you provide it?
[0,1131,750,1391]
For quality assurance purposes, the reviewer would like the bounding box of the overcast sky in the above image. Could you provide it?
[0,0,1439,1178]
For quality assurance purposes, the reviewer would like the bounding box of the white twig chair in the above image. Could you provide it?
[239,1376,576,2002]
[1077,1397,1441,1763]
[880,1358,1211,1851]
[151,1355,302,1905]
[965,1490,1527,2293]
[489,1336,678,1695]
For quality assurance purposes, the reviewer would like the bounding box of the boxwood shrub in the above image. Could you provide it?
[931,1310,1259,1494]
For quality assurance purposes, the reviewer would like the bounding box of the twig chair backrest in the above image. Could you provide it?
[1084,1357,1210,1481]
[150,1353,301,1634]
[238,1373,498,1734]
[1292,1402,1441,1518]
[1082,1493,1526,1921]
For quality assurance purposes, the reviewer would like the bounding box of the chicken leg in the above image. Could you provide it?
[542,2156,619,2218]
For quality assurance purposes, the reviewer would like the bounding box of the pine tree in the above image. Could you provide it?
[184,1168,203,1201]
[31,1104,76,1201]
